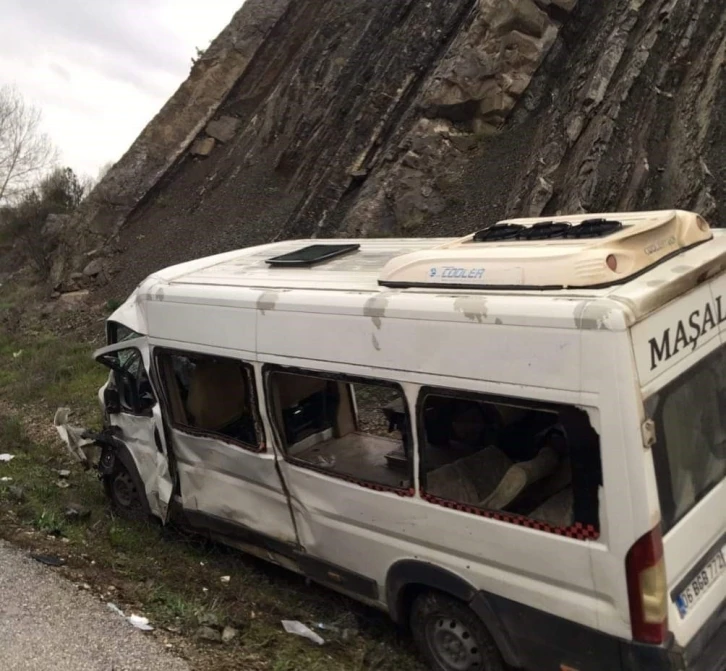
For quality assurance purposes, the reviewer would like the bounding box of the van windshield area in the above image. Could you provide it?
[107,321,142,345]
[647,345,726,532]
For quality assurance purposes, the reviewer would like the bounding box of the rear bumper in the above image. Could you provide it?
[620,636,685,671]
[475,590,726,671]
[565,604,726,671]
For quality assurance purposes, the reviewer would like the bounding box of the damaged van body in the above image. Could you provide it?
[88,210,726,671]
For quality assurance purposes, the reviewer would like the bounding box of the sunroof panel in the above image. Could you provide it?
[266,243,361,267]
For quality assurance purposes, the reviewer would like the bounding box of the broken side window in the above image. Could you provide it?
[267,369,411,491]
[107,321,142,346]
[419,388,601,536]
[97,347,155,416]
[156,350,263,451]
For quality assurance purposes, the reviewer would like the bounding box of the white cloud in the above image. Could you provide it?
[0,0,243,179]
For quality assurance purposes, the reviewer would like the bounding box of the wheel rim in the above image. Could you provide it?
[113,470,140,509]
[428,616,482,671]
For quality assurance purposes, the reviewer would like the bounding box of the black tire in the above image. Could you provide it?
[411,591,504,671]
[104,462,150,522]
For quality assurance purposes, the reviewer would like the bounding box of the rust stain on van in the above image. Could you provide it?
[364,293,391,329]
[257,291,279,315]
[454,297,488,323]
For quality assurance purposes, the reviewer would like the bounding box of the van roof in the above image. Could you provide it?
[144,209,726,324]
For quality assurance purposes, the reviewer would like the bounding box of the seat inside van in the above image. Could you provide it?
[186,360,248,430]
[270,372,411,488]
[182,358,257,445]
[423,399,574,520]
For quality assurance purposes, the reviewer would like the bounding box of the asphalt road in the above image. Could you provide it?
[0,540,189,671]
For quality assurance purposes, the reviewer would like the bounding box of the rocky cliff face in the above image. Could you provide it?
[54,0,726,297]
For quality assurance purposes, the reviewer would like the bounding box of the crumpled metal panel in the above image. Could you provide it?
[172,429,297,544]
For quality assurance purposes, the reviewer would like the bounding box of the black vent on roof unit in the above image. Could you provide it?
[565,218,623,239]
[473,223,524,242]
[266,243,361,267]
[518,221,571,240]
[472,218,624,243]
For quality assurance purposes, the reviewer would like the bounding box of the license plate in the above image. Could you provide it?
[675,547,726,618]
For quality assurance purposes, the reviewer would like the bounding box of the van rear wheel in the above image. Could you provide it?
[411,591,503,671]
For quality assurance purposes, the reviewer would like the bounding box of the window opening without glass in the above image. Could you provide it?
[419,390,602,538]
[156,350,263,450]
[267,369,411,491]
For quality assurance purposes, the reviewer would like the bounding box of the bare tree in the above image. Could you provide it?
[0,85,57,205]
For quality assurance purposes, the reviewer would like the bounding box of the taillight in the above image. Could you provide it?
[626,526,668,644]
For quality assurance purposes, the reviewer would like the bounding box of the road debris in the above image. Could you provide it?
[53,407,95,467]
[314,621,358,641]
[107,603,125,617]
[30,554,66,567]
[281,620,325,645]
[64,505,91,521]
[107,602,154,632]
[221,626,238,643]
[128,615,154,632]
[196,626,222,643]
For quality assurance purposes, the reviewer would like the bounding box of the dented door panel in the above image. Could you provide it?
[171,429,298,545]
[109,412,173,520]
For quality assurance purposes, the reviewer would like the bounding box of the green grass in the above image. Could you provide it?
[105,298,123,313]
[0,414,33,450]
[0,331,106,424]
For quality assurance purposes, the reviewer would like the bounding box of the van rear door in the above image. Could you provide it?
[632,276,726,667]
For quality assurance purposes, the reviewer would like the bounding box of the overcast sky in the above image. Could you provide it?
[0,0,243,180]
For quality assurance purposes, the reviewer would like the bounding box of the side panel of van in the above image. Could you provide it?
[259,309,602,638]
[580,328,652,642]
[256,293,582,392]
